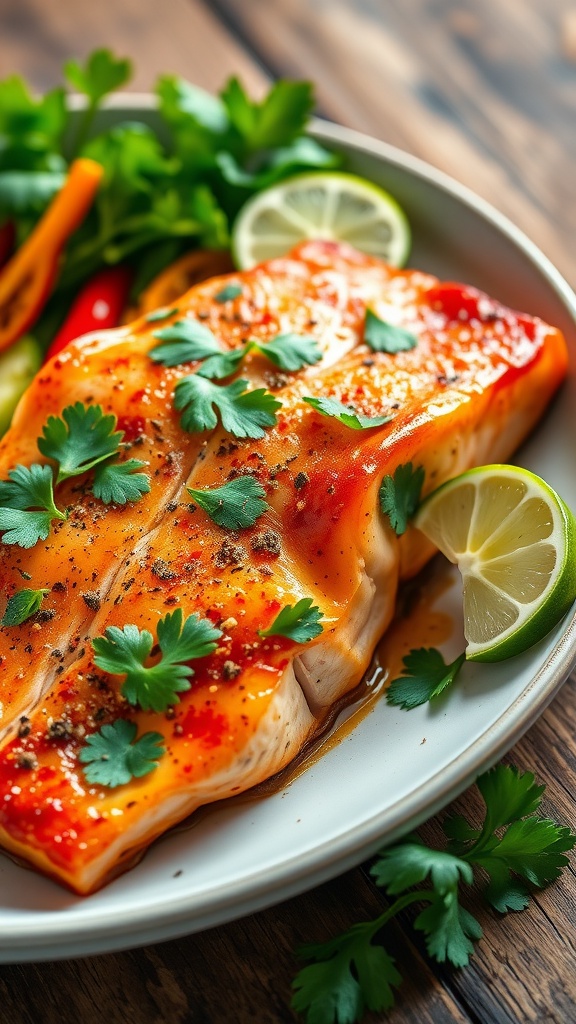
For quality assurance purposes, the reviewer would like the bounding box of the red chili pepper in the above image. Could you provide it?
[45,265,133,361]
[0,222,15,270]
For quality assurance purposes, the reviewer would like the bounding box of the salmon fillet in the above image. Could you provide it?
[0,241,568,893]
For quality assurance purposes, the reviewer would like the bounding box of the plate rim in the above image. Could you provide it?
[3,110,576,960]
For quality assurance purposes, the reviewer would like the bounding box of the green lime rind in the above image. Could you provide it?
[414,464,576,663]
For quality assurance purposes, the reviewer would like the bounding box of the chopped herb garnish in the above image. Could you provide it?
[364,309,418,353]
[303,395,393,430]
[92,608,222,712]
[79,719,166,788]
[188,477,269,530]
[251,333,322,372]
[1,587,50,627]
[214,283,243,303]
[386,648,466,710]
[196,347,248,380]
[149,318,220,366]
[174,375,281,439]
[38,402,123,483]
[145,306,179,322]
[292,764,576,1023]
[0,464,66,548]
[379,462,425,535]
[91,459,151,505]
[259,597,324,643]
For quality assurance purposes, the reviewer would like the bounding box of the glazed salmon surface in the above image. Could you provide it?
[0,241,568,893]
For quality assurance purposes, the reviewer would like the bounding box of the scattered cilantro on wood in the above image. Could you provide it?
[92,607,222,712]
[174,375,281,439]
[1,587,50,627]
[187,477,269,530]
[259,598,324,643]
[292,764,576,1024]
[364,309,418,353]
[303,395,393,431]
[386,648,466,709]
[378,462,425,535]
[79,719,165,788]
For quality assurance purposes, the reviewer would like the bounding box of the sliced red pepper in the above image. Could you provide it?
[44,265,133,361]
[0,222,15,270]
[0,158,103,355]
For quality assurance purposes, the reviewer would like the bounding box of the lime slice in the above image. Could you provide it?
[413,465,576,662]
[232,171,411,269]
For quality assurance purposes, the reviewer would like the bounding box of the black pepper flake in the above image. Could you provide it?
[17,717,31,738]
[16,753,38,770]
[47,719,73,740]
[213,539,247,569]
[82,591,101,612]
[251,530,281,557]
[166,501,178,513]
[294,472,309,491]
[223,660,242,680]
[52,581,66,593]
[327,484,336,495]
[152,558,177,581]
[50,649,63,659]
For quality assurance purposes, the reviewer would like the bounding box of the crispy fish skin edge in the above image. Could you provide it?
[0,245,569,894]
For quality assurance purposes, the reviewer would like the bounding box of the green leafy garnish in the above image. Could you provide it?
[79,719,165,788]
[292,765,576,1024]
[188,477,269,530]
[303,396,392,431]
[214,283,243,303]
[149,319,221,366]
[364,309,418,353]
[1,588,50,627]
[378,462,425,535]
[65,49,132,110]
[92,608,222,712]
[38,402,123,483]
[251,333,322,372]
[386,648,466,710]
[145,306,179,322]
[259,598,324,643]
[0,464,66,548]
[196,348,248,381]
[91,459,151,505]
[174,376,281,439]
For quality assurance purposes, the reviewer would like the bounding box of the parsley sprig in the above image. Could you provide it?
[92,608,222,712]
[79,719,165,788]
[386,648,466,709]
[292,765,576,1023]
[259,598,324,643]
[174,375,281,439]
[188,477,270,530]
[303,396,393,431]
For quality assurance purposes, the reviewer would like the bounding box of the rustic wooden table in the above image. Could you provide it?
[0,1,575,1021]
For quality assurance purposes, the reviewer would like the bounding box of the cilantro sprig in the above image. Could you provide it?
[303,396,393,431]
[379,462,425,536]
[1,587,49,627]
[386,648,466,710]
[79,719,165,788]
[151,321,321,376]
[188,477,270,530]
[292,765,576,1024]
[92,608,222,712]
[174,376,281,439]
[259,598,324,643]
[364,309,418,353]
[0,464,66,548]
[38,402,123,483]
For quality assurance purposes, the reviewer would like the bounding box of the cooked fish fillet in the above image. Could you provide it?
[0,241,567,893]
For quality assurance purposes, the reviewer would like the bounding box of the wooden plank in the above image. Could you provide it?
[0,0,267,95]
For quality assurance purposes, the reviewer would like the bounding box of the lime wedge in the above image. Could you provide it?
[231,171,411,269]
[413,465,576,662]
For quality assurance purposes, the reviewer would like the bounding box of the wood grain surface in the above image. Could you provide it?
[0,1,575,1022]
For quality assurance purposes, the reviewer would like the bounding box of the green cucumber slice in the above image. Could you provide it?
[0,336,42,437]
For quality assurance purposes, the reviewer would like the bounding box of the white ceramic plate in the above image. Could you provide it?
[2,107,576,963]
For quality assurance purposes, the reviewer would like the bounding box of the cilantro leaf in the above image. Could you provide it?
[378,462,425,535]
[364,309,418,353]
[91,459,151,505]
[221,77,314,151]
[252,333,322,372]
[196,348,247,380]
[292,923,401,1024]
[476,764,546,834]
[174,376,281,439]
[79,719,165,788]
[0,464,66,548]
[1,588,49,627]
[145,306,179,322]
[92,608,222,712]
[214,283,243,303]
[38,403,123,483]
[64,49,132,107]
[187,477,269,530]
[386,648,465,710]
[259,598,323,643]
[303,396,393,431]
[149,319,220,366]
[415,893,482,967]
[372,841,474,894]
